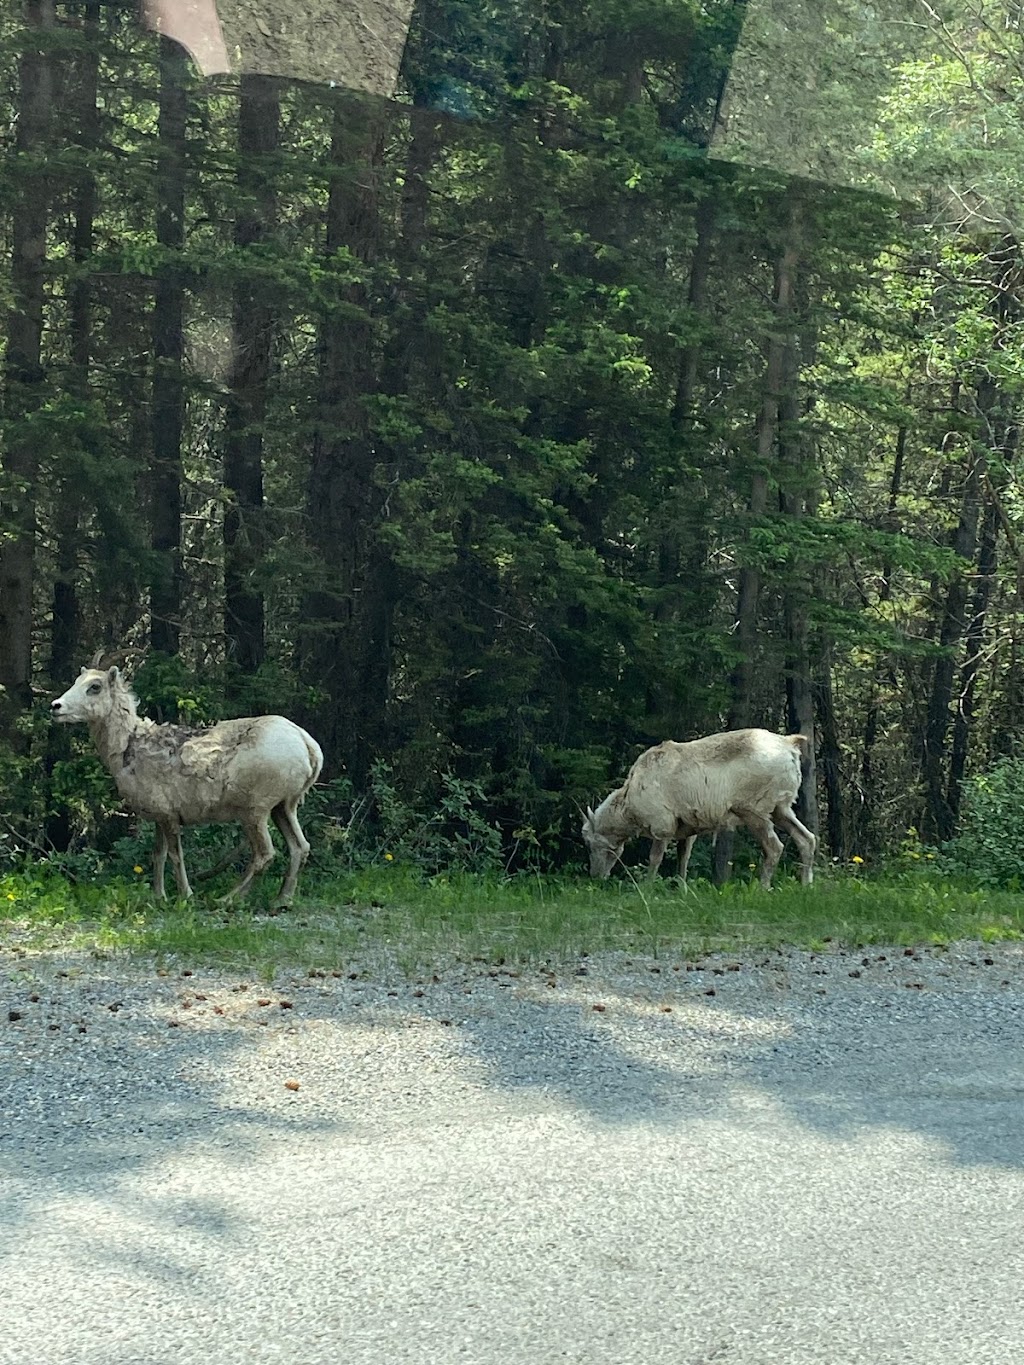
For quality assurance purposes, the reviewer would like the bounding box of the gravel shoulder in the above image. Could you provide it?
[4,938,1024,1364]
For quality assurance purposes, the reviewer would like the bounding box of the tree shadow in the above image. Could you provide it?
[393,952,1024,1171]
[5,942,1024,1323]
[0,958,349,1287]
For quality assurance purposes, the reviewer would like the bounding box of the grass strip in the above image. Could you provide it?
[3,866,1024,974]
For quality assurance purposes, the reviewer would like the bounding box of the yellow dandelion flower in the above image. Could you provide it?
[6,892,15,901]
[133,865,144,875]
[384,853,394,862]
[851,856,864,865]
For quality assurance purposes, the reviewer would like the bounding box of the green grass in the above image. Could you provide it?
[3,863,1024,974]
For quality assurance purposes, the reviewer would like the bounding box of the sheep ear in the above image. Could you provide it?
[107,666,120,684]
[585,805,596,824]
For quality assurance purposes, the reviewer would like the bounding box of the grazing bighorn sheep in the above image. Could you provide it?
[51,659,324,904]
[582,728,816,888]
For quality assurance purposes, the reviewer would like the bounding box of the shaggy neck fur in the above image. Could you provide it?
[88,679,151,774]
[592,787,638,841]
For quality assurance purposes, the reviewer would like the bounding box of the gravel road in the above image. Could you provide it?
[4,937,1024,1365]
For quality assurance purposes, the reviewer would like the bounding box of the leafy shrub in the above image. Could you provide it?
[308,763,504,875]
[942,756,1024,889]
[133,653,218,724]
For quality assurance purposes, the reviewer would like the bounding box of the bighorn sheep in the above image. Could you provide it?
[582,728,816,888]
[51,659,324,904]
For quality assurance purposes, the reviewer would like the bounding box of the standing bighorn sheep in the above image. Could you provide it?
[582,728,816,888]
[51,660,323,905]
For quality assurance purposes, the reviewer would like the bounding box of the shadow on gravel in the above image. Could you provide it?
[0,960,349,1280]
[5,945,1024,1299]
[387,958,1024,1172]
[427,988,768,1124]
[718,979,1024,1170]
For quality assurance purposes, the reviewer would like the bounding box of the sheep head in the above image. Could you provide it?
[580,804,623,879]
[51,666,124,725]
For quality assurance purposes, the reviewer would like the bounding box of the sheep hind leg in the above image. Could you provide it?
[271,800,311,906]
[741,812,785,889]
[222,817,276,902]
[773,805,817,886]
[194,841,246,883]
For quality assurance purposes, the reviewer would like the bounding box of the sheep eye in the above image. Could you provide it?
[86,684,101,695]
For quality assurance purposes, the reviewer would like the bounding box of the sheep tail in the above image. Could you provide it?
[300,732,325,799]
[788,731,814,781]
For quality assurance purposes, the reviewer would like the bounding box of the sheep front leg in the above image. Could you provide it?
[152,824,169,899]
[165,823,194,900]
[647,837,669,879]
[677,834,697,884]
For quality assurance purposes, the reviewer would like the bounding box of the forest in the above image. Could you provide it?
[1,0,1023,885]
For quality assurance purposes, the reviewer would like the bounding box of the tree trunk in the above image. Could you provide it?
[671,194,716,429]
[303,94,388,785]
[946,496,998,819]
[921,452,982,842]
[46,0,99,851]
[646,193,717,729]
[777,271,820,840]
[379,98,443,399]
[715,191,802,883]
[383,0,456,398]
[0,0,54,740]
[223,75,280,683]
[150,36,188,656]
[783,602,819,833]
[51,0,100,688]
[726,201,802,732]
[946,368,1019,817]
[814,643,846,860]
[857,411,908,853]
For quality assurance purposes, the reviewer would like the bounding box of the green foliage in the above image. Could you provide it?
[312,764,505,875]
[49,754,117,826]
[942,758,1024,890]
[132,654,218,725]
[373,763,505,872]
[5,0,1024,879]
